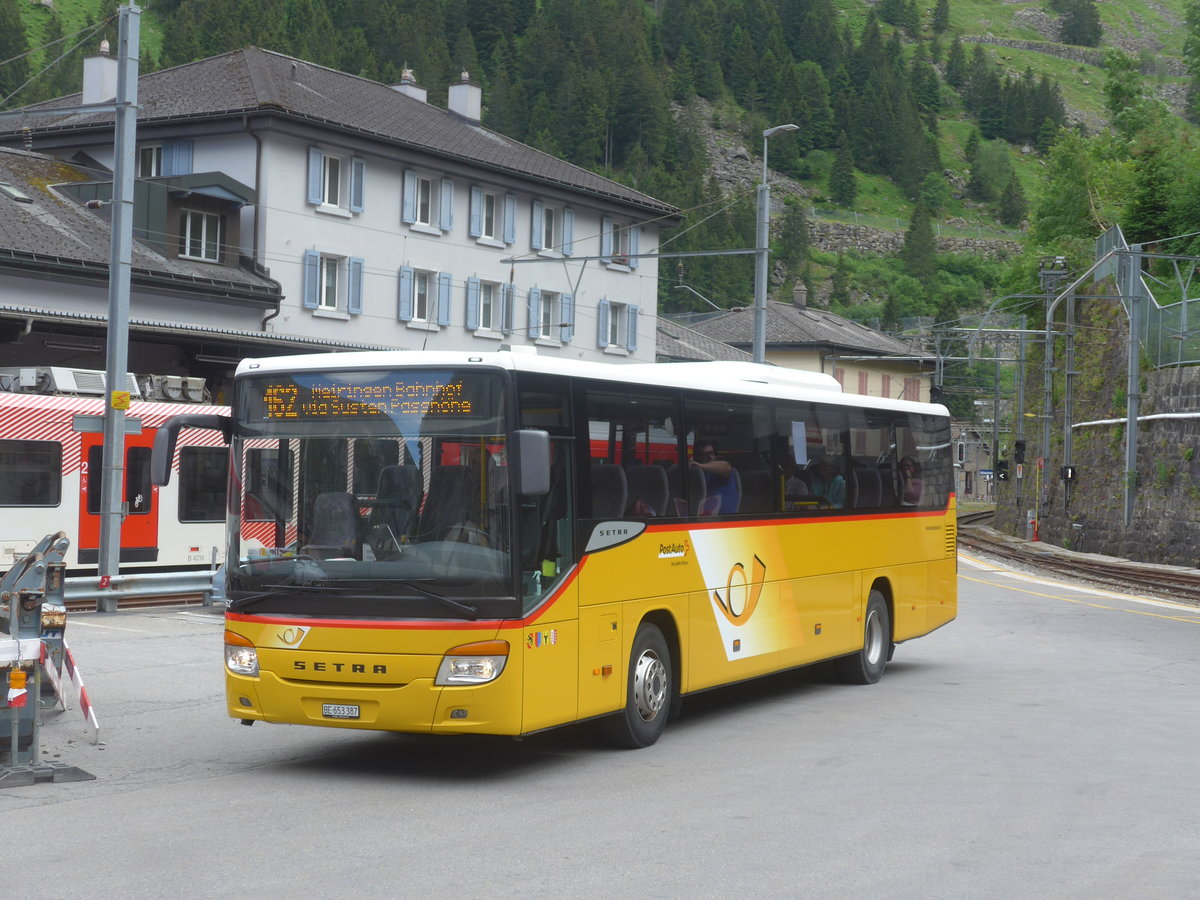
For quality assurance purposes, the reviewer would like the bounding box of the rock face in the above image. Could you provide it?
[994,297,1200,569]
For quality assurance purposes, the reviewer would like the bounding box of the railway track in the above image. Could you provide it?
[958,513,1200,604]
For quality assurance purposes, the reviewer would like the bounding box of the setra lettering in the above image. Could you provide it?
[292,661,388,674]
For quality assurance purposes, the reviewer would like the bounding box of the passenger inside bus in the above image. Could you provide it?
[809,457,846,509]
[692,440,739,515]
[900,456,924,506]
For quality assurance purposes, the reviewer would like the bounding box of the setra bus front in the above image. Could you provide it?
[210,358,562,736]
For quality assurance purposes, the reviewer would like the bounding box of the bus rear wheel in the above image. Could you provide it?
[603,623,672,749]
[835,589,891,685]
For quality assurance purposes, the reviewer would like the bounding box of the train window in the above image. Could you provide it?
[179,447,228,522]
[0,439,61,506]
[126,447,153,515]
[245,446,293,521]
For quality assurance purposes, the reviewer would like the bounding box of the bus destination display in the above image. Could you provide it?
[258,376,474,421]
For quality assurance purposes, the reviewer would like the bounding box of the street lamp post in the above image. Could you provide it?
[753,123,799,364]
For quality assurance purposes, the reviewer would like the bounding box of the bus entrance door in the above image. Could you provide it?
[78,432,160,564]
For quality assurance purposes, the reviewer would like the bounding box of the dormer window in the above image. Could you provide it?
[178,209,221,262]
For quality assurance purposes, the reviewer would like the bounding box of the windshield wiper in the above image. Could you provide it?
[322,578,479,619]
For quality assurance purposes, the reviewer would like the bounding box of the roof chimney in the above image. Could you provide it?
[792,282,808,309]
[391,67,427,103]
[82,40,118,105]
[448,71,482,123]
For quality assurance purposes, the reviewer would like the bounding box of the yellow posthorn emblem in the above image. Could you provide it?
[712,555,766,626]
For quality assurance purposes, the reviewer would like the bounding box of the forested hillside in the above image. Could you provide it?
[2,0,1198,339]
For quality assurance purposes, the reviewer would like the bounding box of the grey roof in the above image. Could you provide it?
[0,145,279,302]
[11,48,678,219]
[655,317,753,363]
[685,300,932,359]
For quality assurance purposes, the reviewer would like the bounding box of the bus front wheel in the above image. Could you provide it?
[603,623,672,749]
[835,589,891,685]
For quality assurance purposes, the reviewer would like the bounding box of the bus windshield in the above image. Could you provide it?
[228,368,520,618]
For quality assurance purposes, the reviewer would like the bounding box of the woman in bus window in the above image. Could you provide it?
[809,457,846,509]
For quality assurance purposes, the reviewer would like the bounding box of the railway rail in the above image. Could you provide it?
[958,510,1200,604]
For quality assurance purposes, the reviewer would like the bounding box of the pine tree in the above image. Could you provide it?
[828,131,857,207]
[1060,0,1102,48]
[829,252,851,306]
[1125,140,1172,245]
[902,199,937,285]
[932,0,951,34]
[0,1,32,107]
[944,37,967,89]
[998,174,1027,227]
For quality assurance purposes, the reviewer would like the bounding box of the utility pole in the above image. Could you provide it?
[96,5,141,610]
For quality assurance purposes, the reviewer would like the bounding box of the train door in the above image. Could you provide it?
[78,431,161,563]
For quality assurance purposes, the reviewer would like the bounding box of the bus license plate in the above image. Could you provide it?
[322,703,360,720]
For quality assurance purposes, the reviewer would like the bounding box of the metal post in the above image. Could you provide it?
[97,5,140,611]
[1016,314,1026,504]
[1063,288,1075,508]
[1040,304,1054,541]
[1124,245,1143,526]
[752,124,797,364]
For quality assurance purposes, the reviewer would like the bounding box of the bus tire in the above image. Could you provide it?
[835,589,890,685]
[602,623,672,749]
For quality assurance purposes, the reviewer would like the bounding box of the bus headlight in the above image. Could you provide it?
[435,640,509,685]
[225,630,259,677]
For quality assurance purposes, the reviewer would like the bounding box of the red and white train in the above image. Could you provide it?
[0,367,229,575]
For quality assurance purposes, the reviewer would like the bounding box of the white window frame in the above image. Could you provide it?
[607,302,623,347]
[540,290,560,340]
[610,223,629,263]
[178,209,221,262]
[319,255,341,311]
[479,280,498,331]
[139,145,162,178]
[415,175,433,227]
[413,270,432,322]
[482,192,498,240]
[321,155,342,207]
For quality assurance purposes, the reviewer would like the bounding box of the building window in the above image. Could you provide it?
[303,250,364,315]
[404,170,452,232]
[307,148,364,212]
[482,192,497,239]
[322,155,341,206]
[479,281,497,330]
[540,290,560,339]
[178,209,221,262]
[320,256,340,310]
[602,216,637,266]
[542,207,556,251]
[597,299,638,352]
[139,145,162,177]
[413,270,432,321]
[532,201,573,254]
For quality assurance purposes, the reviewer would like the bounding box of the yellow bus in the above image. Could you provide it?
[155,350,956,748]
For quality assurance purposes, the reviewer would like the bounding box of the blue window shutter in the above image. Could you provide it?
[501,284,515,335]
[402,170,417,224]
[347,257,364,315]
[597,299,610,348]
[469,186,482,238]
[562,208,574,256]
[466,277,481,329]
[439,177,454,232]
[349,159,365,213]
[628,225,640,268]
[561,292,575,343]
[302,251,320,309]
[503,193,516,245]
[437,272,452,326]
[527,287,541,337]
[626,305,640,352]
[307,148,323,205]
[600,216,613,262]
[531,200,544,250]
[163,141,193,177]
[398,266,414,321]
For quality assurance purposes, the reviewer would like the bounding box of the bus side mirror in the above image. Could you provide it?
[152,414,231,486]
[512,429,550,497]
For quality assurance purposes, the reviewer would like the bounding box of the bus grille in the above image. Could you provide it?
[945,522,957,557]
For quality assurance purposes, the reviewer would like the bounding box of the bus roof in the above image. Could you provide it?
[236,349,948,417]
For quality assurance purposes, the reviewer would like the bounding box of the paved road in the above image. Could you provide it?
[6,553,1200,898]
